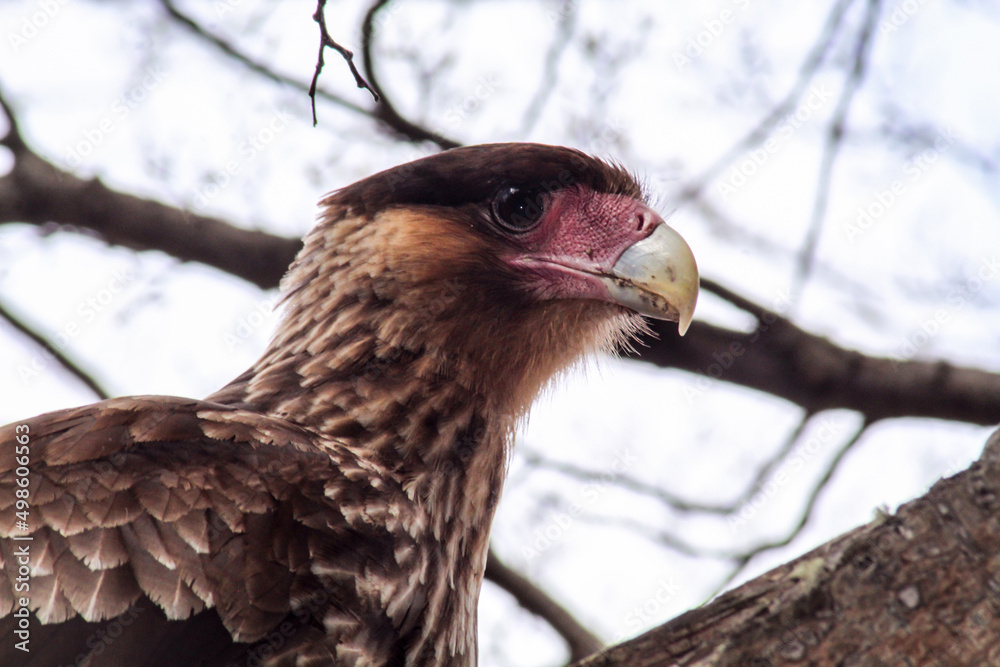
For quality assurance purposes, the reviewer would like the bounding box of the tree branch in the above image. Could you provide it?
[631,280,1000,426]
[0,299,110,401]
[573,427,1000,665]
[485,549,603,663]
[793,0,881,303]
[360,0,461,149]
[0,122,300,290]
[309,0,379,126]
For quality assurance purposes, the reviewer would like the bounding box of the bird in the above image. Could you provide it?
[0,143,698,666]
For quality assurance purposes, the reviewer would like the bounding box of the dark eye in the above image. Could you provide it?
[491,186,545,232]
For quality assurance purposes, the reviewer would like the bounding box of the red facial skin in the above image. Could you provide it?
[503,186,665,304]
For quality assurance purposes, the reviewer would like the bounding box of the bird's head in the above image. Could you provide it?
[276,143,699,418]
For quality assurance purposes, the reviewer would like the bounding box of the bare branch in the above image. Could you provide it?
[632,282,1000,427]
[310,0,379,127]
[159,0,460,151]
[0,88,26,155]
[676,0,856,202]
[0,299,109,401]
[571,412,865,567]
[518,0,578,137]
[793,0,882,304]
[485,549,603,663]
[0,121,300,289]
[520,449,732,515]
[708,418,871,596]
[155,0,367,109]
[360,0,461,149]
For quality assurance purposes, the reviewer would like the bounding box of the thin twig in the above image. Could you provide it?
[360,0,461,149]
[0,299,110,401]
[518,0,577,137]
[156,1,368,115]
[792,0,882,305]
[676,0,857,202]
[565,417,871,575]
[707,417,872,596]
[310,0,378,127]
[0,87,26,154]
[485,549,603,662]
[729,411,815,510]
[520,449,733,515]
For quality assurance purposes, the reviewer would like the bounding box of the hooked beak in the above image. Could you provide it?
[597,223,699,335]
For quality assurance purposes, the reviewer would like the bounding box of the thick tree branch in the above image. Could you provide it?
[573,428,1000,666]
[485,550,603,662]
[0,136,300,290]
[631,280,1000,426]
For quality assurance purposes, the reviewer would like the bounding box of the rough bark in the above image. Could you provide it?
[573,429,1000,667]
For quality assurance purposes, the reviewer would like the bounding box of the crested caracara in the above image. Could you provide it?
[0,143,698,666]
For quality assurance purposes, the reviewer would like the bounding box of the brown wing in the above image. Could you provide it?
[0,396,411,666]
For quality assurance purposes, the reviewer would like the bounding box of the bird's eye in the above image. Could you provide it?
[491,186,545,232]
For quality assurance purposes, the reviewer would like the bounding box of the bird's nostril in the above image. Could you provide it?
[635,211,648,232]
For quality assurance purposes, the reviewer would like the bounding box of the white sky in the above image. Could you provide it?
[1,1,999,665]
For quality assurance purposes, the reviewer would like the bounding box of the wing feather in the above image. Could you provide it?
[0,396,414,665]
[26,573,74,623]
[54,554,140,621]
[65,526,128,569]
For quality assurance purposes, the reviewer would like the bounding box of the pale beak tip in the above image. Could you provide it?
[678,310,693,336]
